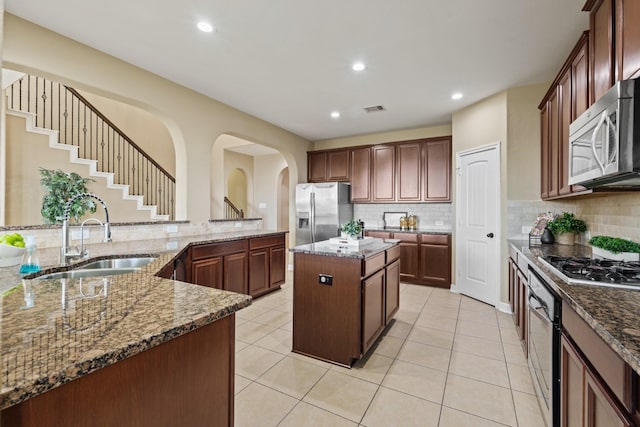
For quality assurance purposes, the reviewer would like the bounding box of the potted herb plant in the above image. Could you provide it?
[40,168,96,224]
[589,236,640,261]
[546,212,587,245]
[341,219,363,240]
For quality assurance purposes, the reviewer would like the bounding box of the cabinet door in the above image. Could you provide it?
[327,150,350,181]
[385,259,400,323]
[350,147,371,202]
[394,233,419,282]
[573,33,590,119]
[559,70,572,196]
[585,366,634,427]
[561,334,585,427]
[224,252,248,294]
[372,145,395,202]
[423,139,451,202]
[191,257,223,289]
[508,257,517,317]
[362,269,385,353]
[548,87,560,198]
[308,152,327,182]
[590,0,615,103]
[249,249,269,296]
[396,143,421,201]
[269,246,286,288]
[516,269,528,351]
[617,0,640,80]
[540,102,551,200]
[419,240,451,286]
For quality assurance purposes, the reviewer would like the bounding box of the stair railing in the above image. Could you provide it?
[224,197,244,219]
[5,74,175,219]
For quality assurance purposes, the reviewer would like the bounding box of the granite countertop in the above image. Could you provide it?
[508,239,640,376]
[290,237,399,259]
[0,230,287,410]
[365,227,452,234]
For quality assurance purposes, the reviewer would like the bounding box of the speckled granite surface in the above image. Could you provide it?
[0,230,286,410]
[508,239,640,376]
[290,237,399,258]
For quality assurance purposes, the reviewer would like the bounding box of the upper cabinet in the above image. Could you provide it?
[588,0,615,103]
[539,32,591,200]
[307,148,350,182]
[310,137,452,204]
[616,0,640,80]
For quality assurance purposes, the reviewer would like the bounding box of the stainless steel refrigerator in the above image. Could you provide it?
[295,182,353,245]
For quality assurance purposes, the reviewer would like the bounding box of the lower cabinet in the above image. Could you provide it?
[184,233,286,298]
[394,232,419,282]
[362,269,386,353]
[561,302,635,427]
[385,258,400,323]
[508,247,528,355]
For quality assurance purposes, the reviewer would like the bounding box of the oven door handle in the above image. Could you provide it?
[528,291,550,321]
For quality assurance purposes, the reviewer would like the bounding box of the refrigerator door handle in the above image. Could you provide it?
[310,192,316,243]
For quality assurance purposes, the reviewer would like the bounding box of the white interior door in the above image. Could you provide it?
[455,143,500,306]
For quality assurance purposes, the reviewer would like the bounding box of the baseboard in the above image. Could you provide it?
[496,301,512,314]
[449,283,459,294]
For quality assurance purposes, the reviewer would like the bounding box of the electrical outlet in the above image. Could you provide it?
[166,240,178,250]
[435,220,444,226]
[71,229,89,240]
[258,202,267,209]
[166,224,178,233]
[318,274,333,285]
[234,222,242,228]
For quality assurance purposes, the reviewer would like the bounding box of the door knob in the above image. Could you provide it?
[486,232,494,238]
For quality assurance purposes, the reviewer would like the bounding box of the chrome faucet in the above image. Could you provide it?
[61,193,112,265]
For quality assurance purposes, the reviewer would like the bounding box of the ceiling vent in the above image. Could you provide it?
[363,105,385,113]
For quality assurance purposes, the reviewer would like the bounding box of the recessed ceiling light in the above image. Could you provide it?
[197,22,215,33]
[451,92,463,100]
[330,111,341,119]
[352,62,366,72]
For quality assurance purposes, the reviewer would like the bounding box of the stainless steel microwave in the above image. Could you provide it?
[568,78,640,189]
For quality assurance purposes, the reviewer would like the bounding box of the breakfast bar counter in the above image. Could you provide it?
[0,230,286,426]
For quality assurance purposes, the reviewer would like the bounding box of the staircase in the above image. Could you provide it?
[5,74,174,221]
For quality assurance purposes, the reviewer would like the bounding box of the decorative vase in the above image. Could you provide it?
[555,232,575,246]
[540,228,555,244]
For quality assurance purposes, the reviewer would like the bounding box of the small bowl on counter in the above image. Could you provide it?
[0,243,26,267]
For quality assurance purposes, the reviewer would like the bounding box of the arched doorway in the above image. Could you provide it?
[277,168,289,230]
[227,168,248,216]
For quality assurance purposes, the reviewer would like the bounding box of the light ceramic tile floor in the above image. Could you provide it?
[234,274,544,426]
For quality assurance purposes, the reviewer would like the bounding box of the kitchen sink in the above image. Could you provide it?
[35,256,157,280]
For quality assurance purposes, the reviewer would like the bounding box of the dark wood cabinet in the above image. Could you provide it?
[396,142,421,201]
[349,147,372,202]
[292,242,400,366]
[588,0,615,104]
[616,0,640,80]
[422,139,451,202]
[362,269,386,353]
[249,235,286,297]
[365,231,392,239]
[507,247,528,354]
[540,33,591,200]
[394,232,419,282]
[372,145,396,202]
[419,234,451,286]
[307,149,350,182]
[184,234,285,298]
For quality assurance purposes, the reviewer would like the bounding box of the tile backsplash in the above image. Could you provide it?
[354,203,453,230]
[508,192,640,244]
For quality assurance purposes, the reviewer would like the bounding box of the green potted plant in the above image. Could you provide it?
[589,235,640,261]
[341,219,363,240]
[546,212,587,245]
[40,168,96,224]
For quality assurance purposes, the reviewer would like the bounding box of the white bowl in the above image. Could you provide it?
[0,243,25,267]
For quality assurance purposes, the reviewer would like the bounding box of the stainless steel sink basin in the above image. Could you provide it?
[80,257,156,270]
[37,268,140,280]
[35,256,157,280]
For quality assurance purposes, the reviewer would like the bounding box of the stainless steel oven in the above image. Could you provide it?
[527,269,561,427]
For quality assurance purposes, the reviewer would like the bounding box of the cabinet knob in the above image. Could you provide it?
[486,232,494,238]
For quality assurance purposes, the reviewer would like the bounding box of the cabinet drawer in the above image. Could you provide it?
[365,231,392,239]
[562,301,632,411]
[363,252,385,278]
[420,234,449,245]
[249,234,285,250]
[386,245,400,263]
[392,232,418,242]
[191,239,248,260]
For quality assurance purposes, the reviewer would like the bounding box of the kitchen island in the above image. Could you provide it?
[291,238,400,367]
[0,230,285,427]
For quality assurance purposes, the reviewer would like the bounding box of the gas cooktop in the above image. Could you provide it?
[539,255,640,290]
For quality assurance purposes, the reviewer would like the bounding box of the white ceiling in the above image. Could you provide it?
[5,0,588,142]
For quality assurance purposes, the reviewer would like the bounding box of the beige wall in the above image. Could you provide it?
[506,83,548,200]
[253,153,288,230]
[223,150,254,215]
[313,124,452,150]
[2,14,311,226]
[79,91,176,176]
